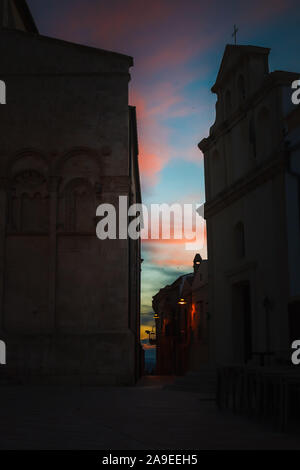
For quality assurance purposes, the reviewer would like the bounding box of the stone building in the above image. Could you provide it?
[153,255,209,375]
[199,45,300,365]
[0,0,142,384]
[184,254,209,370]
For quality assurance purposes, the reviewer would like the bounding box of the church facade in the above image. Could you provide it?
[199,45,300,365]
[0,1,142,384]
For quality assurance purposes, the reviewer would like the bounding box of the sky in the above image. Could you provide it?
[27,0,300,342]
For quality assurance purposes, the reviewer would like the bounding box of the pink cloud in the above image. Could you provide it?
[42,0,296,194]
[139,37,202,74]
[130,89,172,188]
[130,72,205,188]
[145,240,207,268]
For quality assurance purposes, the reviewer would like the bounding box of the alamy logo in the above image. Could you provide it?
[0,340,6,365]
[95,197,205,251]
[291,80,300,105]
[0,80,6,104]
[291,340,300,365]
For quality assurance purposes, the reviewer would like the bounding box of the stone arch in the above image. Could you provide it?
[55,147,101,178]
[8,150,49,232]
[58,177,96,233]
[7,149,49,178]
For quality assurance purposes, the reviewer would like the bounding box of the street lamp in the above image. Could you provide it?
[145,327,156,345]
[178,298,187,305]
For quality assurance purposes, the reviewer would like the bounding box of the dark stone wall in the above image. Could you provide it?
[0,29,139,384]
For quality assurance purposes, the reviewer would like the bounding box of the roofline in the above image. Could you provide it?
[16,0,39,34]
[212,44,271,93]
[2,28,134,65]
[152,272,194,300]
[129,106,142,204]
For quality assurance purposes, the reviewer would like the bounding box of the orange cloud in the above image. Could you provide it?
[139,37,200,74]
[142,225,206,244]
[138,149,164,186]
[138,33,216,78]
[130,73,204,188]
[144,237,207,268]
[141,324,156,341]
[130,89,171,188]
[45,1,218,191]
[43,0,295,195]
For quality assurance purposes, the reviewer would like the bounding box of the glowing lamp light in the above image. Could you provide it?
[178,298,187,305]
[153,313,160,319]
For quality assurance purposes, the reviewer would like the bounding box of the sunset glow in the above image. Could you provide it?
[27,0,300,338]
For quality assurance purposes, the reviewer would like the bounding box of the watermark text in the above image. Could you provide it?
[0,340,6,365]
[96,197,205,251]
[0,80,6,104]
[291,79,300,105]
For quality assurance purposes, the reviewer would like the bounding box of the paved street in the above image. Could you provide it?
[0,376,299,450]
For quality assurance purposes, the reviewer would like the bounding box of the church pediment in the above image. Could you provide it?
[211,44,270,94]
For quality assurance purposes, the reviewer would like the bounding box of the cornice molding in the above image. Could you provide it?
[199,72,298,153]
[204,151,286,218]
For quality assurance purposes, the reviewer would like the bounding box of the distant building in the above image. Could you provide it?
[199,45,300,365]
[153,255,209,375]
[0,0,142,384]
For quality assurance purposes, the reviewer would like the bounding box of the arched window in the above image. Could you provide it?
[11,167,49,233]
[237,75,246,103]
[234,221,245,258]
[60,178,95,232]
[21,192,49,232]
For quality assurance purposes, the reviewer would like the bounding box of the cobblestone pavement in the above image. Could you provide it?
[0,376,299,450]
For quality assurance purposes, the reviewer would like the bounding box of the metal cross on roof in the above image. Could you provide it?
[232,24,239,44]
